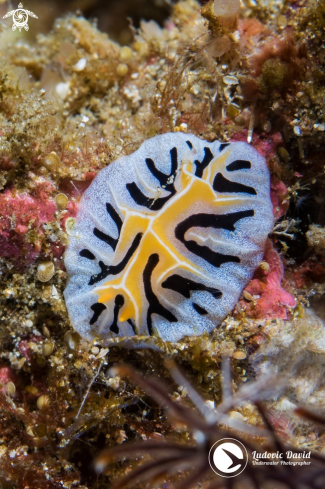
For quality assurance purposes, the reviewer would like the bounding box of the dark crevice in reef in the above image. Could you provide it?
[279,183,322,260]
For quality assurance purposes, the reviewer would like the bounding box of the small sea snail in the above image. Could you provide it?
[55,193,69,210]
[37,261,55,282]
[44,151,61,171]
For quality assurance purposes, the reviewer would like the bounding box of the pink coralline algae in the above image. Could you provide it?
[270,176,289,219]
[18,335,43,363]
[58,175,97,230]
[237,239,296,320]
[61,201,79,232]
[0,182,56,269]
[0,172,101,271]
[231,130,283,165]
[231,130,290,203]
[0,365,19,395]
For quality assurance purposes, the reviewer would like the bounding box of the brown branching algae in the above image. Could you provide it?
[0,0,324,487]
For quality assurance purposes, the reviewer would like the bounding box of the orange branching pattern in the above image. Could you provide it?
[95,156,247,330]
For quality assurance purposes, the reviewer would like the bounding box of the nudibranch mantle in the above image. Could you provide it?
[64,133,273,342]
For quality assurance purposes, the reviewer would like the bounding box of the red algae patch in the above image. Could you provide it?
[237,240,296,320]
[0,186,56,269]
[270,177,289,219]
[0,365,19,396]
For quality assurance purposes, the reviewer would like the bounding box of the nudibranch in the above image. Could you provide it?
[64,133,273,342]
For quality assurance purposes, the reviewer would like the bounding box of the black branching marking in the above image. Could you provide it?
[175,210,254,268]
[110,294,124,334]
[227,160,251,172]
[143,254,178,335]
[161,274,222,300]
[186,140,193,149]
[126,147,178,211]
[80,249,95,260]
[106,203,123,234]
[89,261,109,285]
[125,185,173,211]
[127,318,137,334]
[93,204,123,251]
[192,303,208,315]
[89,233,143,285]
[146,147,177,187]
[90,303,107,325]
[194,147,214,178]
[219,143,230,152]
[93,227,118,250]
[213,173,257,195]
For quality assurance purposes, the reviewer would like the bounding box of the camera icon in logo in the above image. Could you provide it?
[209,438,248,478]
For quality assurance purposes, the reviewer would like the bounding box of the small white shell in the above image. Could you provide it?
[223,75,239,85]
[44,152,61,170]
[64,331,80,350]
[37,262,55,282]
[56,82,71,100]
[65,217,77,236]
[5,382,16,396]
[74,58,87,71]
[37,395,50,410]
[42,341,54,356]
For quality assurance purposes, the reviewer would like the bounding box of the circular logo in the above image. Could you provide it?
[13,9,28,28]
[209,438,248,478]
